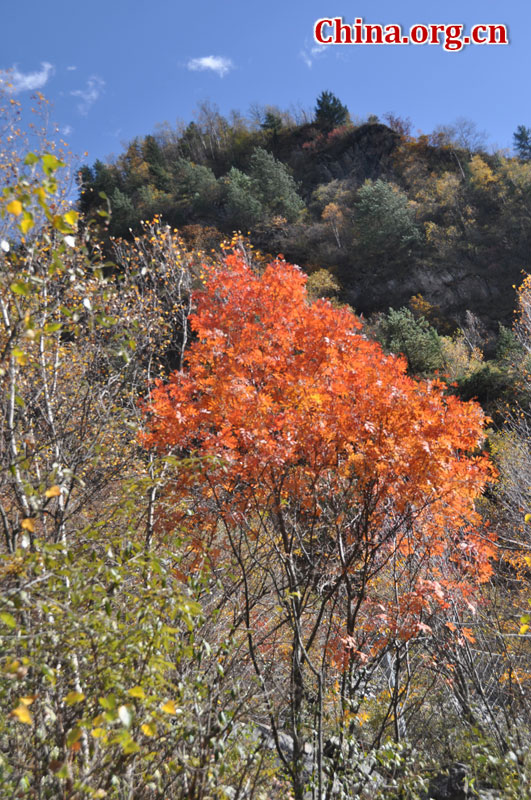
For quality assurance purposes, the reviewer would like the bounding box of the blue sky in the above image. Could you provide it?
[0,0,527,165]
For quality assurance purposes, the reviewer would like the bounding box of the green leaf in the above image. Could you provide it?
[52,215,71,234]
[48,251,64,276]
[23,153,39,166]
[12,347,28,366]
[10,281,32,297]
[64,691,85,706]
[44,322,62,333]
[0,612,16,629]
[41,154,65,176]
[122,736,140,754]
[66,727,82,747]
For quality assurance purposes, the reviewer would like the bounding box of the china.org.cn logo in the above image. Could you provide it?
[314,17,509,52]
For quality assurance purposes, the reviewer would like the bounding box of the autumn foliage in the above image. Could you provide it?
[3,91,531,795]
[142,253,496,650]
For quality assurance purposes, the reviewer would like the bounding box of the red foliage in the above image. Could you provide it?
[142,253,496,647]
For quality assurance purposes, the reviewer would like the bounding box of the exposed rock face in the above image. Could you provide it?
[424,763,471,800]
[283,123,401,192]
[252,724,385,798]
[347,260,514,332]
[236,730,505,800]
[311,124,401,187]
[423,763,503,800]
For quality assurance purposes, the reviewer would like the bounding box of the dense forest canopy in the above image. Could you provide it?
[0,92,530,799]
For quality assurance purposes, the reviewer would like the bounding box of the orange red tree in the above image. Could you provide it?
[142,252,496,794]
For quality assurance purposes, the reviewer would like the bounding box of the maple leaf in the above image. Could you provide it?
[142,253,496,659]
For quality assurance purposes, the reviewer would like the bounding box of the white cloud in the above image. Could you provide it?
[187,55,233,78]
[61,124,73,136]
[0,62,54,94]
[67,65,77,71]
[300,50,312,68]
[71,76,105,115]
[300,43,327,69]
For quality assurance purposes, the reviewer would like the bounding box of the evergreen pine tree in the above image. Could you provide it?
[314,91,349,131]
[513,125,531,161]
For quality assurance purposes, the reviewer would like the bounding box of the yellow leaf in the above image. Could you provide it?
[91,727,106,739]
[121,736,140,754]
[21,518,35,532]
[525,514,531,524]
[64,691,85,705]
[141,722,157,737]
[127,686,145,699]
[45,485,61,498]
[13,349,28,366]
[161,700,177,715]
[520,624,530,635]
[20,215,34,235]
[6,200,22,216]
[63,210,78,227]
[11,704,33,724]
[19,695,35,706]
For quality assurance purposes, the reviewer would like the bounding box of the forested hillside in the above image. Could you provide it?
[0,93,530,799]
[80,93,531,336]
